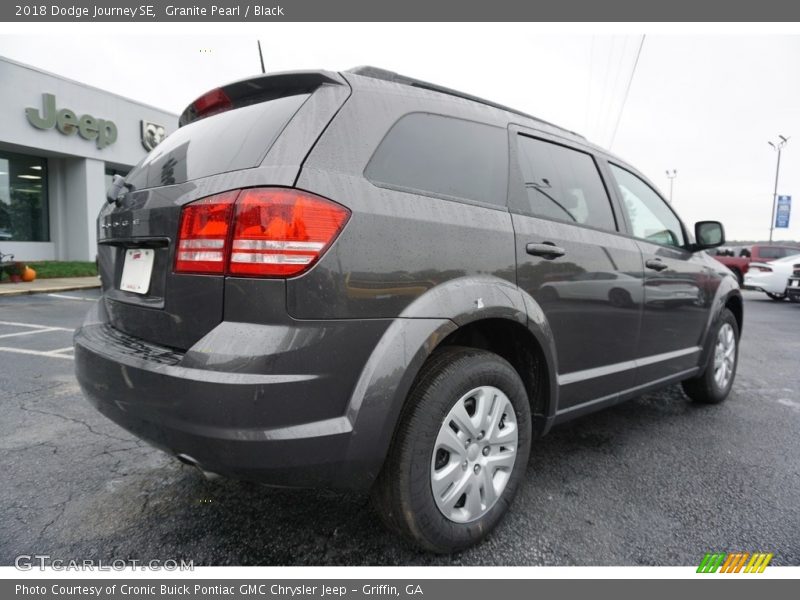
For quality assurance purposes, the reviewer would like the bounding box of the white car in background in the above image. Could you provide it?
[744,252,800,301]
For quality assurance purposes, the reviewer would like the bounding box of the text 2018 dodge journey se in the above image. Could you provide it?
[75,67,742,552]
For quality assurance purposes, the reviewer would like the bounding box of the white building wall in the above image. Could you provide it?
[0,240,55,261]
[0,56,178,262]
[61,158,105,260]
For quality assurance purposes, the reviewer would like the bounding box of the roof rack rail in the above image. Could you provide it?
[346,66,584,139]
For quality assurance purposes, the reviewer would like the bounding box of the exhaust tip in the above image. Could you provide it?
[175,453,197,466]
[175,453,221,481]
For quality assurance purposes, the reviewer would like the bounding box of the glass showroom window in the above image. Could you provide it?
[0,151,49,242]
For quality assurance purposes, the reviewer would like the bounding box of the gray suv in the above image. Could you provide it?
[75,67,742,553]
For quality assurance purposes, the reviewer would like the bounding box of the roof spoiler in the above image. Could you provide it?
[179,70,344,127]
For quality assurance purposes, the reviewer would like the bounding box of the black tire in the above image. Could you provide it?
[766,292,786,301]
[609,287,633,308]
[372,346,532,553]
[789,295,800,304]
[681,308,739,404]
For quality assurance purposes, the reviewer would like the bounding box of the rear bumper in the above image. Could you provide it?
[787,279,800,299]
[742,272,777,294]
[74,300,393,489]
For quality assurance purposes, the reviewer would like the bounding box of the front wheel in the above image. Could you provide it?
[372,347,532,553]
[682,308,739,404]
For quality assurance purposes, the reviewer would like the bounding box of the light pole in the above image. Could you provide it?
[768,135,789,244]
[665,169,677,203]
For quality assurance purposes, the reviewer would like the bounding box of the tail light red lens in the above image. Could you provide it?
[175,191,238,274]
[229,188,349,277]
[174,188,349,278]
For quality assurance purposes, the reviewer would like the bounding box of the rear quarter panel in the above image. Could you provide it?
[291,77,519,320]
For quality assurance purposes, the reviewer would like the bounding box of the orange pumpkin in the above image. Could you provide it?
[21,266,36,282]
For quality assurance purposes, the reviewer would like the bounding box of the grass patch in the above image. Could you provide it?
[25,261,98,279]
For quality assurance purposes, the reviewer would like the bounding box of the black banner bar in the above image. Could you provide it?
[4,579,799,600]
[2,0,800,22]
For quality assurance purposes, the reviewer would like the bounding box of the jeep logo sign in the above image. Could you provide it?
[25,93,118,149]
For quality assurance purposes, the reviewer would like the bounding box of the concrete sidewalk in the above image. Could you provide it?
[0,276,100,297]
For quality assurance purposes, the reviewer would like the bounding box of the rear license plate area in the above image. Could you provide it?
[120,248,155,294]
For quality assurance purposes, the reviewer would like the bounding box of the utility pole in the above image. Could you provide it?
[768,135,790,244]
[665,169,677,203]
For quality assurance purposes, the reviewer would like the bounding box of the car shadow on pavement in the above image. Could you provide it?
[41,385,713,566]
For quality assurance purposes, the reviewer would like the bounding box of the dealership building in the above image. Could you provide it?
[0,56,177,261]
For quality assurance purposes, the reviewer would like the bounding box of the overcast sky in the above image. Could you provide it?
[0,27,798,241]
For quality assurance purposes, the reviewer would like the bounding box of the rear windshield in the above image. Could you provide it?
[125,93,310,190]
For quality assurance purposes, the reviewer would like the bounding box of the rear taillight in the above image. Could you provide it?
[175,191,237,274]
[229,189,349,277]
[175,188,349,278]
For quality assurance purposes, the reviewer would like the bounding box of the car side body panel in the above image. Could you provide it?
[75,68,743,492]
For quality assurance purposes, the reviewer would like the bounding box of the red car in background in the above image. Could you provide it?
[713,244,800,285]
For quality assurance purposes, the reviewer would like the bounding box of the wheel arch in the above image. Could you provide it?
[339,276,559,489]
[725,291,743,335]
[434,317,553,432]
[696,283,744,375]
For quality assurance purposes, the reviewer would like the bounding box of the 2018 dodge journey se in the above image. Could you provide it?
[75,66,742,552]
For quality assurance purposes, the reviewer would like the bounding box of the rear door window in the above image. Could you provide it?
[125,93,310,190]
[515,134,617,231]
[364,112,508,207]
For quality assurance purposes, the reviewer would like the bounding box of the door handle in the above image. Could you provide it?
[526,242,566,259]
[645,258,668,272]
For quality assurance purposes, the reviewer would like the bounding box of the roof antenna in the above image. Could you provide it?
[257,40,266,74]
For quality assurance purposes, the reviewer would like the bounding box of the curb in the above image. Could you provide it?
[0,283,101,298]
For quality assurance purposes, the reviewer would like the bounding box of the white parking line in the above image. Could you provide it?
[0,327,63,339]
[0,320,72,331]
[0,320,76,360]
[47,346,75,354]
[47,293,96,302]
[0,346,74,360]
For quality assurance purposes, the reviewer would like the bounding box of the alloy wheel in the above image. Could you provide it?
[713,322,736,390]
[430,386,518,523]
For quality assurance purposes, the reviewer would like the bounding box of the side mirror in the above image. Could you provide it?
[690,221,725,252]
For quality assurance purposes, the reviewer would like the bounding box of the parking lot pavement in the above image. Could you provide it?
[1,289,798,566]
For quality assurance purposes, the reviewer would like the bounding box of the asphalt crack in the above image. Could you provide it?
[18,402,132,443]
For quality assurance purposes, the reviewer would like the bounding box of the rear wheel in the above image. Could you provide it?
[682,308,739,404]
[766,292,786,301]
[372,347,532,553]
